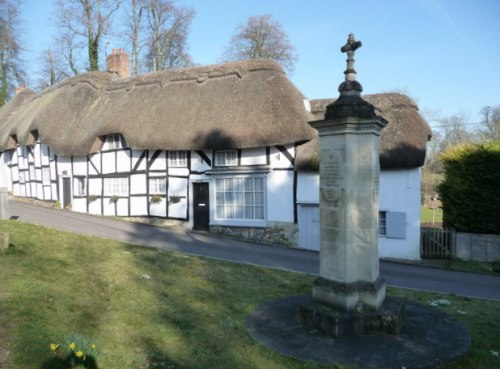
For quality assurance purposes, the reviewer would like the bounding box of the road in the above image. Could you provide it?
[7,200,500,301]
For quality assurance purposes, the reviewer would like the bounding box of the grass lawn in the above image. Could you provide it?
[421,206,443,224]
[1,221,499,369]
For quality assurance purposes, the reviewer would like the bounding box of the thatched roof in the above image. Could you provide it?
[0,59,316,155]
[295,93,432,170]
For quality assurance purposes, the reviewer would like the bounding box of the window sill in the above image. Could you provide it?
[211,219,267,228]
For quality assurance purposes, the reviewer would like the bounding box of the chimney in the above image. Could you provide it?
[15,84,27,95]
[106,48,130,78]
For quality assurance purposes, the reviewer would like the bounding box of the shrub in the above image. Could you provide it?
[438,141,500,233]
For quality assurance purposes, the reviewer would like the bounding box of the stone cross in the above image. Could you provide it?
[341,33,362,83]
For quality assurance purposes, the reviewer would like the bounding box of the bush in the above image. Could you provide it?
[438,141,500,233]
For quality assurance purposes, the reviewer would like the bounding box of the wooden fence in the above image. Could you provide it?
[420,227,453,259]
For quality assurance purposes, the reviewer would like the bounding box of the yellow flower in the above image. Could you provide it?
[49,344,59,352]
[91,344,96,350]
[75,351,84,358]
[69,342,76,351]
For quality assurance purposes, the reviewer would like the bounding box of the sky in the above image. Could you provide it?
[21,0,500,128]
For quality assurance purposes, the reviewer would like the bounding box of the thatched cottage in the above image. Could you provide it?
[0,54,431,259]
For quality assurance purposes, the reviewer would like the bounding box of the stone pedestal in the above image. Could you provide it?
[0,187,9,220]
[310,115,387,311]
[0,232,9,251]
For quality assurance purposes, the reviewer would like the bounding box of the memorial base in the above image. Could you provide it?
[312,276,386,311]
[297,296,405,338]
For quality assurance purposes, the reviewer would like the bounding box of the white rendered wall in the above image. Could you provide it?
[296,168,422,260]
[267,170,294,222]
[379,168,421,260]
[0,152,12,191]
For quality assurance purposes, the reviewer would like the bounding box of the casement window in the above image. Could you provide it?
[379,211,407,239]
[103,134,122,150]
[215,150,238,167]
[103,177,128,196]
[74,177,86,196]
[169,151,187,167]
[215,177,265,220]
[149,177,167,194]
[42,168,51,185]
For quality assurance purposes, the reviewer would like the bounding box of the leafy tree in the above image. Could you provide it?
[222,14,297,73]
[0,0,24,107]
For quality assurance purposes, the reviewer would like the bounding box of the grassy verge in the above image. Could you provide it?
[1,220,499,369]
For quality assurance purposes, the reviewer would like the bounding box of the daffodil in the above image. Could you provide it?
[75,351,84,358]
[69,342,76,351]
[49,343,59,352]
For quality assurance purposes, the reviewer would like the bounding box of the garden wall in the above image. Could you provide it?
[454,232,500,262]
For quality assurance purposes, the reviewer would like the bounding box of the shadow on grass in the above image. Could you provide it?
[40,355,99,369]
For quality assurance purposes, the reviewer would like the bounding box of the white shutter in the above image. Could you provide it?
[386,211,407,239]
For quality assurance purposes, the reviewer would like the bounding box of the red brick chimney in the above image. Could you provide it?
[106,48,130,78]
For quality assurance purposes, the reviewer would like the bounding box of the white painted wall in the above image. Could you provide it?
[0,152,12,191]
[267,170,294,222]
[296,168,422,260]
[379,168,421,260]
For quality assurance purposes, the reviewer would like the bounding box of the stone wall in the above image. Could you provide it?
[454,232,500,262]
[210,222,299,248]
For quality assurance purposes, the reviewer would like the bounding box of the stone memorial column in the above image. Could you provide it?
[309,34,387,311]
[0,187,9,220]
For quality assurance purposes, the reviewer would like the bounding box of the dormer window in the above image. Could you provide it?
[215,150,238,167]
[103,134,123,151]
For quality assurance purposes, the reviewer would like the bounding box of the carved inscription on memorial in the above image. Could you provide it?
[320,149,344,207]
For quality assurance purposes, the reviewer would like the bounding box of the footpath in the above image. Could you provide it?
[7,200,500,301]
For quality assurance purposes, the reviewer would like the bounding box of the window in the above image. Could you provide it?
[169,151,187,167]
[19,171,25,184]
[103,134,121,150]
[379,211,406,239]
[42,168,51,185]
[149,177,167,194]
[215,177,265,220]
[215,150,237,166]
[75,177,86,196]
[104,177,128,196]
[379,211,387,236]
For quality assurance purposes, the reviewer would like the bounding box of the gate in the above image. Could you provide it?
[420,227,453,259]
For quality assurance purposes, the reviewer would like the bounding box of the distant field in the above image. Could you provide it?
[421,206,443,224]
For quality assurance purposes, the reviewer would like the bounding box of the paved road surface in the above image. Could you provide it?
[7,200,500,301]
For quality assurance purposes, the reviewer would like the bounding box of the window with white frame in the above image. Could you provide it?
[103,134,121,150]
[103,177,128,196]
[169,151,187,167]
[215,177,265,220]
[149,177,167,194]
[379,211,387,236]
[215,150,237,166]
[75,177,86,196]
[42,168,51,185]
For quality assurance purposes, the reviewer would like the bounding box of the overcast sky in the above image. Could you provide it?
[22,0,500,127]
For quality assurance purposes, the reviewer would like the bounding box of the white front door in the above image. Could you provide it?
[298,204,320,250]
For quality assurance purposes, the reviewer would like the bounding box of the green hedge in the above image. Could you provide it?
[438,142,500,234]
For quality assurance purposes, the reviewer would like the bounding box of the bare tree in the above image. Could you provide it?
[438,112,477,152]
[222,14,297,73]
[125,0,144,75]
[36,48,71,90]
[143,0,194,72]
[479,105,500,141]
[54,0,121,72]
[0,0,24,107]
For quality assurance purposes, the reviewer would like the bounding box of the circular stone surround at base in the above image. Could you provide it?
[245,295,470,369]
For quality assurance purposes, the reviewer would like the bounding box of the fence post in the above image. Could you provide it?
[450,228,457,259]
